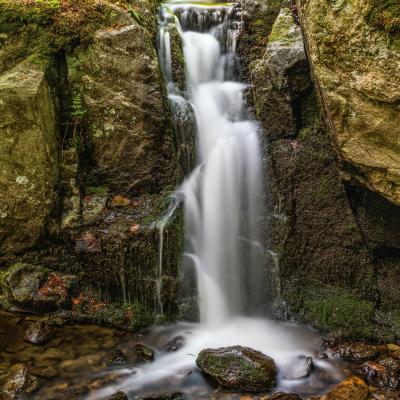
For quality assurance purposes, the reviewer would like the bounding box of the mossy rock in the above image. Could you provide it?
[196,346,276,392]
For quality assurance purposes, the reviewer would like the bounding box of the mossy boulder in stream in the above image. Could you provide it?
[196,346,276,391]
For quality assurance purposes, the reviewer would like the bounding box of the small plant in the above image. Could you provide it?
[70,93,87,149]
[128,6,144,25]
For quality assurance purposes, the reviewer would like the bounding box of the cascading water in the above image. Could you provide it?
[161,1,267,326]
[90,3,342,398]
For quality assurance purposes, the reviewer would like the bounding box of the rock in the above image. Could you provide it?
[331,342,379,361]
[264,393,302,400]
[67,22,178,195]
[251,7,310,140]
[298,0,400,205]
[283,355,313,380]
[2,364,38,399]
[309,375,369,400]
[112,196,131,207]
[196,346,276,392]
[165,335,185,352]
[135,344,155,362]
[83,194,108,225]
[24,321,56,345]
[388,344,400,359]
[0,60,59,254]
[76,231,101,253]
[361,357,400,390]
[1,263,74,312]
[105,349,127,367]
[109,391,129,400]
[134,393,184,400]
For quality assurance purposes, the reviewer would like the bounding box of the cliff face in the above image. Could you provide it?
[298,0,400,205]
[239,0,400,340]
[0,0,185,325]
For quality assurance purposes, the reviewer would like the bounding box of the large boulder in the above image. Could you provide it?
[297,0,400,205]
[0,60,59,254]
[67,22,179,195]
[1,364,38,400]
[196,346,276,392]
[252,7,310,140]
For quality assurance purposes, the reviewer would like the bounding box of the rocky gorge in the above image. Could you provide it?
[1,0,400,398]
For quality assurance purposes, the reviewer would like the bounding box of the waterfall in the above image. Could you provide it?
[159,1,267,326]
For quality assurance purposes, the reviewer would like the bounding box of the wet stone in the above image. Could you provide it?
[24,321,56,345]
[2,364,38,400]
[361,357,400,390]
[134,393,184,400]
[309,375,369,400]
[165,335,185,352]
[106,349,127,366]
[135,344,155,362]
[109,391,129,400]
[264,393,302,400]
[283,355,313,380]
[331,342,379,361]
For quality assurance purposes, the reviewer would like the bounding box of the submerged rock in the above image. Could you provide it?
[24,321,56,345]
[283,355,313,380]
[165,335,185,352]
[106,349,127,367]
[134,393,184,400]
[2,364,38,400]
[109,391,129,400]
[196,346,276,392]
[309,375,369,400]
[362,357,400,390]
[265,393,302,400]
[135,344,155,362]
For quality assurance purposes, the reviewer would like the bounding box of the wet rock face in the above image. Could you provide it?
[67,23,178,195]
[362,357,400,390]
[309,375,370,400]
[196,346,276,392]
[135,344,155,362]
[297,0,400,205]
[0,60,58,254]
[251,7,310,140]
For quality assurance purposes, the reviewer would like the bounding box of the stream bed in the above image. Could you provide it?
[1,311,397,399]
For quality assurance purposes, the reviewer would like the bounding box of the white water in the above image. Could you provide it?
[89,3,341,398]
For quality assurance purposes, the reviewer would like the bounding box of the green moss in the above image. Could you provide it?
[268,8,298,45]
[366,0,400,34]
[86,186,109,197]
[289,285,375,339]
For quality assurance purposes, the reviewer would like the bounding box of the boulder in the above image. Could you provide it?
[362,357,400,390]
[309,375,369,400]
[252,7,310,140]
[196,346,276,392]
[105,349,127,367]
[1,364,38,400]
[298,0,400,205]
[1,262,75,312]
[109,392,129,400]
[67,22,178,195]
[264,394,302,400]
[283,355,313,380]
[0,60,58,254]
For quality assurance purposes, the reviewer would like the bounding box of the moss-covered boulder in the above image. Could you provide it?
[0,60,59,254]
[297,0,400,205]
[67,21,179,195]
[196,346,276,392]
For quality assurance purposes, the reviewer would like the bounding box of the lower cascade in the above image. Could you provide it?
[90,1,341,398]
